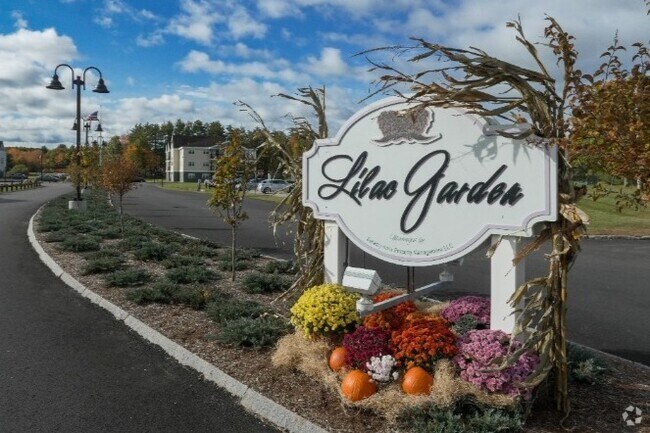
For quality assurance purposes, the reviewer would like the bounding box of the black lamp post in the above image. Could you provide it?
[46,64,109,203]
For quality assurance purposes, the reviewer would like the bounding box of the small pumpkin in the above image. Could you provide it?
[402,366,433,395]
[341,369,377,401]
[329,346,347,371]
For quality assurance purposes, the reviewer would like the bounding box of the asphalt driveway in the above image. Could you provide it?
[0,183,279,433]
[123,183,650,366]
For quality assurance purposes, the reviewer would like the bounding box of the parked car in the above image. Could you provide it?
[256,179,293,194]
[236,177,263,190]
[10,173,27,180]
[38,174,59,182]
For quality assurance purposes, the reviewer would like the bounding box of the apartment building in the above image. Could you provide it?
[165,135,221,182]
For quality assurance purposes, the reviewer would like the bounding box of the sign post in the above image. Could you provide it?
[303,97,557,333]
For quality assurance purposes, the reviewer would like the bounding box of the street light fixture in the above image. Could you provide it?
[46,64,109,208]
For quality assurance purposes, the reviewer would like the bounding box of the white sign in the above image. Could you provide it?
[303,97,557,266]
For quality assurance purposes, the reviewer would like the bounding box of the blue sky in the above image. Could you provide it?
[0,0,647,148]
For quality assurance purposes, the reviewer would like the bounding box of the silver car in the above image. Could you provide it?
[256,179,292,194]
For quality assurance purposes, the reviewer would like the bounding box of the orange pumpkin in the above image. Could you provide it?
[402,366,433,395]
[341,370,377,401]
[329,347,347,372]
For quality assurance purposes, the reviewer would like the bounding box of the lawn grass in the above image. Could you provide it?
[152,181,287,203]
[577,185,650,236]
[150,181,207,193]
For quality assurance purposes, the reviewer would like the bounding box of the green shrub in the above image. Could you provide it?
[82,257,124,275]
[219,248,260,262]
[218,259,251,271]
[173,286,216,310]
[162,255,205,269]
[451,314,480,336]
[181,244,221,258]
[95,227,122,240]
[117,235,151,252]
[166,266,219,284]
[262,260,296,274]
[465,408,523,433]
[568,344,607,384]
[85,248,121,260]
[105,268,151,287]
[68,221,99,234]
[214,316,291,348]
[242,272,292,294]
[133,242,172,261]
[59,235,101,252]
[38,221,66,233]
[148,226,178,239]
[44,230,72,243]
[126,281,180,305]
[398,404,464,433]
[398,402,524,433]
[206,298,266,324]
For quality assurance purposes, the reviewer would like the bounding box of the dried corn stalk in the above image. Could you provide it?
[236,86,328,295]
[361,17,590,415]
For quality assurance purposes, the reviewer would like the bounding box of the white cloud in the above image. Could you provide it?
[116,94,194,119]
[379,0,649,74]
[105,0,127,14]
[178,50,309,83]
[228,7,267,39]
[305,47,349,76]
[94,16,113,28]
[11,11,28,29]
[166,0,223,45]
[0,28,84,145]
[2,0,648,149]
[136,31,164,47]
[257,0,301,18]
[235,42,262,58]
[139,9,158,20]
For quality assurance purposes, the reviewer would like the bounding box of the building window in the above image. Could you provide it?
[203,150,209,155]
[188,149,195,154]
[188,173,196,180]
[188,161,195,167]
[203,162,210,167]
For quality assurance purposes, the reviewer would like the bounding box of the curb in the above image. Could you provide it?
[27,208,328,433]
[568,341,650,372]
[584,235,650,240]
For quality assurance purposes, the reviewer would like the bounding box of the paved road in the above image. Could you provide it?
[0,183,279,433]
[124,183,650,366]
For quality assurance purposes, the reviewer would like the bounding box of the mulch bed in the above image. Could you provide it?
[34,210,649,433]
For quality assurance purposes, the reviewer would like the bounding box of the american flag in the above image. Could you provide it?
[84,111,99,121]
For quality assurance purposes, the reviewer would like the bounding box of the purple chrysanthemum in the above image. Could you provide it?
[442,296,490,326]
[453,329,539,398]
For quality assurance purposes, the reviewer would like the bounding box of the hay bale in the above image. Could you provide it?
[272,322,518,423]
[272,332,340,390]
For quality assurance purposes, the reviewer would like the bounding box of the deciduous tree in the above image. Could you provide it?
[100,156,138,232]
[207,130,253,280]
[570,40,649,208]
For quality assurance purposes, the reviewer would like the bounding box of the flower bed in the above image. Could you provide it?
[274,286,540,425]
